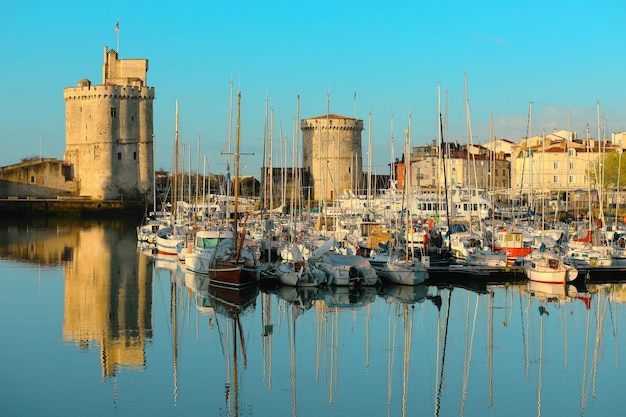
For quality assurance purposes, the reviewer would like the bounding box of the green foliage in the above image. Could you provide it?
[602,151,626,190]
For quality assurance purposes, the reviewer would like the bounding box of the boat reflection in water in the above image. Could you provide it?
[5,219,626,417]
[207,280,259,417]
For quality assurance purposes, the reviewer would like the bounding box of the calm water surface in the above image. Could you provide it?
[0,219,624,417]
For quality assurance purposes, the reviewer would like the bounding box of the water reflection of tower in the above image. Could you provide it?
[62,224,153,378]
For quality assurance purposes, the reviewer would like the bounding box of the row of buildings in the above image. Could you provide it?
[0,46,623,213]
[401,129,625,204]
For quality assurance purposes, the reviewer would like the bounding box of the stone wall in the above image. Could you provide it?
[0,159,77,198]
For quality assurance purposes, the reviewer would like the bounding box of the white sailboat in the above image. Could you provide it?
[522,249,578,284]
[155,100,187,255]
[367,115,428,286]
[275,241,326,287]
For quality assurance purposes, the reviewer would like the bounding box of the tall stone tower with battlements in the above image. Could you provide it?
[63,46,155,201]
[301,114,363,202]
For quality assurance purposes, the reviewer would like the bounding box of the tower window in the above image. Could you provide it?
[118,152,122,160]
[111,107,117,118]
[133,151,137,160]
[30,176,35,184]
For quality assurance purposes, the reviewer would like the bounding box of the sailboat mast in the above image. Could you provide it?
[234,91,241,246]
[295,94,301,212]
[404,113,411,260]
[173,100,179,222]
[262,98,268,214]
[390,114,395,185]
[368,112,372,200]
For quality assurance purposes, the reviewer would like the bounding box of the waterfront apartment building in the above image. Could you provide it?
[63,47,155,200]
[510,132,615,201]
[408,141,510,193]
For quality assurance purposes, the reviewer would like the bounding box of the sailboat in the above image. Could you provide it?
[275,241,326,286]
[522,247,578,284]
[366,115,428,286]
[155,100,188,255]
[206,92,259,288]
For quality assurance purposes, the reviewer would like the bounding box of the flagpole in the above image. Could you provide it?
[115,19,120,53]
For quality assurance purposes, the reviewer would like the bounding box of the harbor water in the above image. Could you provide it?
[0,218,624,417]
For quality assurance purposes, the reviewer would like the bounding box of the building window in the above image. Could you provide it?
[569,162,574,170]
[94,145,100,160]
[30,176,35,184]
[553,162,559,170]
[111,107,117,118]
[569,175,574,183]
[553,175,559,183]
[118,152,122,160]
[133,151,137,160]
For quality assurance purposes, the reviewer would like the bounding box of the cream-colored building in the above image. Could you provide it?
[301,114,363,202]
[63,47,155,200]
[409,141,510,192]
[511,132,613,199]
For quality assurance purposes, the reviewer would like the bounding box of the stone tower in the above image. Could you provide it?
[63,47,155,201]
[301,114,363,202]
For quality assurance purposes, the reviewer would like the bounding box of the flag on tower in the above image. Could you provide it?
[115,20,119,32]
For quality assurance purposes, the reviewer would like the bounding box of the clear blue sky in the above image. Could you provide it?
[2,0,625,178]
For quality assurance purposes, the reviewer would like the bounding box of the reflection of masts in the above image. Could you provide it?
[487,290,494,408]
[170,278,179,404]
[233,313,239,417]
[537,308,544,417]
[520,292,530,377]
[289,302,297,417]
[435,289,453,417]
[580,294,591,414]
[590,293,608,405]
[386,301,396,415]
[365,304,371,371]
[385,301,416,417]
[315,304,322,384]
[401,304,414,417]
[460,292,479,416]
[262,293,273,391]
[329,309,338,406]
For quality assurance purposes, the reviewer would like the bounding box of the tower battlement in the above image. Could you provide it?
[300,115,364,131]
[64,84,155,101]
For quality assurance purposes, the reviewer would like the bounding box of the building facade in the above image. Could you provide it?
[511,134,610,199]
[63,47,155,200]
[409,141,510,192]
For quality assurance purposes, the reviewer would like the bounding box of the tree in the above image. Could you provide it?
[602,150,626,190]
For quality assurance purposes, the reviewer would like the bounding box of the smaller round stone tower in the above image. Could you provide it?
[301,115,363,202]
